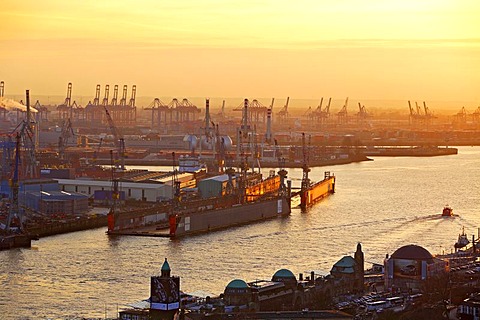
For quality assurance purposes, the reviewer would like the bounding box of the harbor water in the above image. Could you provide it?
[1,146,480,319]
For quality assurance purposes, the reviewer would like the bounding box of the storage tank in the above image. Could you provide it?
[199,135,233,151]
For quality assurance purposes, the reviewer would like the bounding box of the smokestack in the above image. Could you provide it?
[205,98,210,131]
[26,89,30,126]
[242,98,248,131]
[265,108,272,143]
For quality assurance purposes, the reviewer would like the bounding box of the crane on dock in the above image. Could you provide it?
[58,118,74,160]
[277,97,289,121]
[337,97,349,124]
[104,106,126,171]
[357,102,369,124]
[6,133,22,231]
[300,133,311,211]
[275,139,288,195]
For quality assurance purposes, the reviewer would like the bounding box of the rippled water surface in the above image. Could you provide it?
[1,147,480,319]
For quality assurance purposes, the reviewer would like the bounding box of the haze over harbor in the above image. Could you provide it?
[1,1,480,319]
[1,1,479,103]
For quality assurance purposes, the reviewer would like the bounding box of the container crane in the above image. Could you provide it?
[119,85,128,106]
[111,85,119,106]
[277,97,289,121]
[104,106,126,171]
[337,97,349,124]
[102,85,110,106]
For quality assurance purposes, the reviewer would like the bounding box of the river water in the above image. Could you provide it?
[1,146,480,319]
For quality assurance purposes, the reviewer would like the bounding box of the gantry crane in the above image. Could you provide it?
[337,97,349,124]
[277,97,289,121]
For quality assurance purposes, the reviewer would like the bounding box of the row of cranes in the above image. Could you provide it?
[57,83,137,127]
[454,106,480,124]
[303,97,370,125]
[408,101,436,125]
[144,97,201,128]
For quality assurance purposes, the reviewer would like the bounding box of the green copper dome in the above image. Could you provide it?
[226,279,249,289]
[273,268,296,279]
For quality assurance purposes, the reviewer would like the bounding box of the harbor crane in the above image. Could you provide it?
[357,103,369,124]
[110,85,119,106]
[92,84,101,106]
[277,97,289,121]
[337,97,349,124]
[454,107,467,125]
[102,85,110,106]
[274,138,288,195]
[300,132,311,211]
[104,106,126,171]
[58,118,74,160]
[6,133,22,231]
[318,97,331,125]
[313,97,324,121]
[472,106,480,123]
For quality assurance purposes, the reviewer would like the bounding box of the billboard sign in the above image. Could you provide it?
[393,259,421,279]
[150,276,180,310]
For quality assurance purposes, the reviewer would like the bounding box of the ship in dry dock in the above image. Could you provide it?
[107,159,293,238]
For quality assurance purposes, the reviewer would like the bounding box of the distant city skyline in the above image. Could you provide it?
[1,0,479,103]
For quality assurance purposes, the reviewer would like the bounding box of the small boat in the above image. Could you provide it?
[455,227,470,249]
[442,205,454,217]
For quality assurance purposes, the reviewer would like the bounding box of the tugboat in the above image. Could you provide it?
[455,227,470,249]
[442,205,454,217]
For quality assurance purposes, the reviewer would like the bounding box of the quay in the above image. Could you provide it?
[113,238,480,320]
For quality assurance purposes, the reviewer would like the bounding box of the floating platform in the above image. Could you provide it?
[299,172,336,211]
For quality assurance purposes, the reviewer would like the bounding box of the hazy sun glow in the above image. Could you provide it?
[1,0,479,103]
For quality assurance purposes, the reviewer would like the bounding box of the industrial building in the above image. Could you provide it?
[24,190,89,215]
[197,174,237,199]
[0,178,89,216]
[55,172,195,202]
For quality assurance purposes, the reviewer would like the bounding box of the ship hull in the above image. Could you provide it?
[170,196,291,237]
[0,234,32,251]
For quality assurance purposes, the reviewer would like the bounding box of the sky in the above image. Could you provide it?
[1,0,479,106]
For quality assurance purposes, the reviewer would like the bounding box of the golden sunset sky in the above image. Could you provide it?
[1,0,479,105]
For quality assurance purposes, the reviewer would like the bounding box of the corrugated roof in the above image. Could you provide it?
[55,179,168,189]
